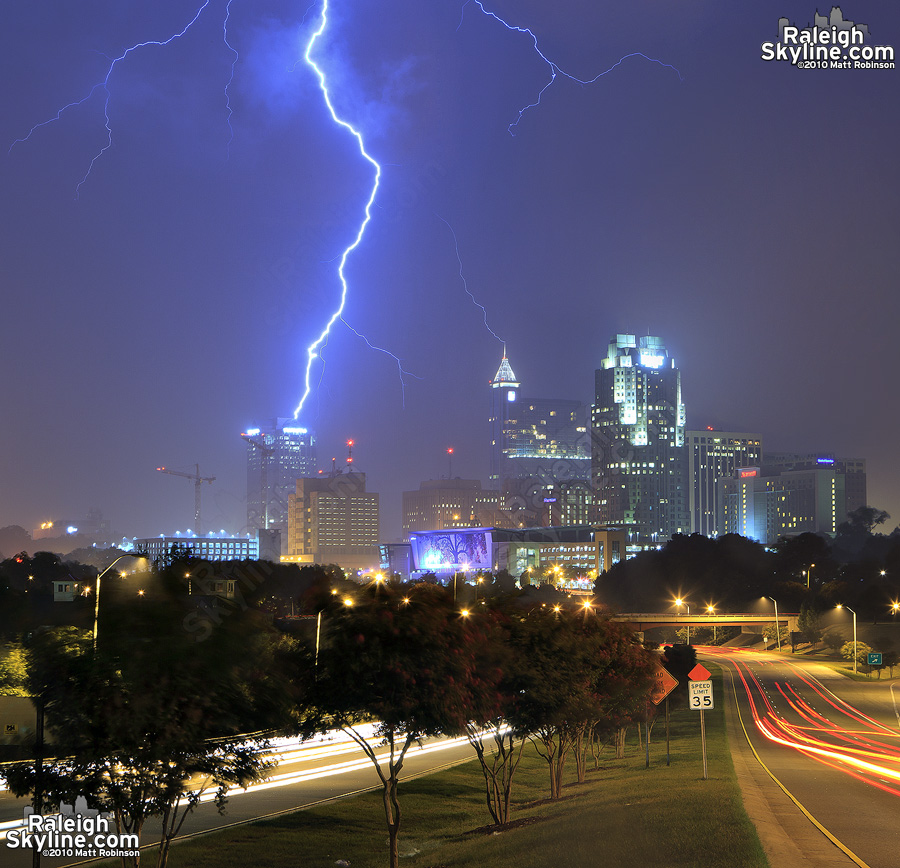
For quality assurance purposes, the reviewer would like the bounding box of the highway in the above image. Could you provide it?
[3,654,898,867]
[0,726,476,867]
[707,649,900,868]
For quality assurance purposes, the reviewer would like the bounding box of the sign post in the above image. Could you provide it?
[688,664,712,780]
[649,665,679,767]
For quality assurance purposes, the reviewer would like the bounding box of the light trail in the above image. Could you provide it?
[728,657,900,799]
[0,727,471,842]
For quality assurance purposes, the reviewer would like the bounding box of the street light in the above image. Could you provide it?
[707,605,717,643]
[805,563,816,588]
[767,597,781,651]
[837,604,858,673]
[93,555,146,654]
[675,598,691,645]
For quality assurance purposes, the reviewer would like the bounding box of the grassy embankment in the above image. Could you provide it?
[152,667,768,868]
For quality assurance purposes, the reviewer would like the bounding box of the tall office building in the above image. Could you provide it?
[762,453,866,515]
[243,418,317,535]
[489,351,521,486]
[686,429,763,536]
[488,350,590,525]
[719,463,851,544]
[592,335,688,543]
[285,471,380,569]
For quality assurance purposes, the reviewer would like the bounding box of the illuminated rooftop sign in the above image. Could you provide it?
[639,353,665,368]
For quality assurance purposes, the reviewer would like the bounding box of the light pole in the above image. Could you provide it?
[837,604,858,672]
[768,596,781,651]
[805,563,815,588]
[707,605,717,643]
[93,555,146,654]
[675,598,690,645]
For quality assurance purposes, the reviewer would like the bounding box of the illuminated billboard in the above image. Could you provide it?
[409,529,492,572]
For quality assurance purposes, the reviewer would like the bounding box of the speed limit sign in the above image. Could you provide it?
[688,680,713,710]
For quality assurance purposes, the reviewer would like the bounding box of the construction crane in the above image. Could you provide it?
[156,464,215,535]
[240,432,274,529]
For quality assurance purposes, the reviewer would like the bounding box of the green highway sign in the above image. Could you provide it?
[868,652,883,666]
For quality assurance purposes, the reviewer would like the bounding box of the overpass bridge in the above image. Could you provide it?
[611,612,799,634]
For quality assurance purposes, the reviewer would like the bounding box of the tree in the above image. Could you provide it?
[304,582,497,868]
[797,603,823,648]
[882,648,899,678]
[833,507,891,562]
[822,627,846,653]
[662,643,696,689]
[502,609,654,798]
[840,640,873,672]
[500,608,586,800]
[463,600,525,827]
[0,640,28,694]
[1,571,292,868]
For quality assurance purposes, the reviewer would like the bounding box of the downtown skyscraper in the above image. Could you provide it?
[488,349,591,526]
[591,335,688,544]
[242,418,317,535]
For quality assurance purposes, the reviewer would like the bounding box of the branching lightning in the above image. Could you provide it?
[223,0,239,155]
[293,0,412,420]
[466,0,683,135]
[436,214,503,344]
[8,1,214,198]
[9,0,681,426]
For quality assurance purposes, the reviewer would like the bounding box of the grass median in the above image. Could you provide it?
[159,668,767,868]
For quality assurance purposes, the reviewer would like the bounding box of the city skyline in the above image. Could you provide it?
[1,2,898,543]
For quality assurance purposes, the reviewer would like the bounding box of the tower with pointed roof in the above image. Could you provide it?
[489,348,520,486]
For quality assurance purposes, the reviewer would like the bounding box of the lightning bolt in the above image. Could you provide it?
[466,1,683,135]
[223,0,239,156]
[293,0,413,420]
[8,1,215,198]
[436,214,503,344]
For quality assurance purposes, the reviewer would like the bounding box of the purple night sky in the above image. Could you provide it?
[1,1,898,544]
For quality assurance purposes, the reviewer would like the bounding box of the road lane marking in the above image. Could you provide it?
[724,660,872,868]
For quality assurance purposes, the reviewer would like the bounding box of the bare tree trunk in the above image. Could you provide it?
[343,725,413,868]
[574,724,588,783]
[615,727,626,759]
[531,730,560,799]
[385,774,401,868]
[468,725,526,825]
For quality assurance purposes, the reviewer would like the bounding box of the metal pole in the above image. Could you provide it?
[93,556,133,654]
[769,596,780,651]
[700,709,708,780]
[665,697,670,766]
[32,699,44,868]
[315,611,322,673]
[645,714,650,769]
[92,572,102,654]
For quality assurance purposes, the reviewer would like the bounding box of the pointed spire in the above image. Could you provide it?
[492,348,519,388]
